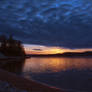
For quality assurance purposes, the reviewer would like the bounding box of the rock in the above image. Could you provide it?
[0,80,28,92]
[0,52,6,59]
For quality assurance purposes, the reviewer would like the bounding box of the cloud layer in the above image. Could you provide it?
[0,0,92,48]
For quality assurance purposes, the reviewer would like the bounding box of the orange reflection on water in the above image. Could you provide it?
[23,57,92,73]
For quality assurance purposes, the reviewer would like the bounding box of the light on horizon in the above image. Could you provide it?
[24,44,92,55]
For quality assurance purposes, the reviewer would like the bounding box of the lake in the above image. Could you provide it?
[1,57,92,92]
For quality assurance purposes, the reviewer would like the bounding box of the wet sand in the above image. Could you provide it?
[0,69,65,92]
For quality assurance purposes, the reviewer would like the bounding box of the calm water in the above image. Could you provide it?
[1,57,92,92]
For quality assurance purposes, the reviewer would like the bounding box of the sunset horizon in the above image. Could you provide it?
[24,44,92,55]
[0,0,92,92]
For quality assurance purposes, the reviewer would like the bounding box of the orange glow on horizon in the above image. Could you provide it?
[26,48,64,55]
[24,44,92,55]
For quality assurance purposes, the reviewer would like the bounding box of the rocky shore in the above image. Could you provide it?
[0,69,63,92]
[0,53,6,59]
[0,80,28,92]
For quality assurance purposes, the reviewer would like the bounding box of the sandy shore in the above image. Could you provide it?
[0,69,65,92]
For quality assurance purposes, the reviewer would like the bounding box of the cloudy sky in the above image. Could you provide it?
[0,0,92,49]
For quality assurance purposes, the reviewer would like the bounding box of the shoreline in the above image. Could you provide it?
[0,69,65,92]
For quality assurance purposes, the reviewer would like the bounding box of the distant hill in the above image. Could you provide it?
[27,51,92,57]
[60,51,92,57]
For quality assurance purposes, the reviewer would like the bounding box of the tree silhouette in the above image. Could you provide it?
[0,35,7,54]
[0,35,25,57]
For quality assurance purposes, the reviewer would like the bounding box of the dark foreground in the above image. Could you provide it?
[0,69,65,92]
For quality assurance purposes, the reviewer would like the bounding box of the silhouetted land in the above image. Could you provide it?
[0,35,25,57]
[27,51,92,57]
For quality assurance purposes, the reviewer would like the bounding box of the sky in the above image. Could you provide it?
[24,44,92,54]
[0,0,92,54]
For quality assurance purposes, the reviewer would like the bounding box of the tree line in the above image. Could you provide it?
[0,35,25,57]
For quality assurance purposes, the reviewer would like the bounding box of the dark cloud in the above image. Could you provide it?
[0,0,92,49]
[32,49,43,51]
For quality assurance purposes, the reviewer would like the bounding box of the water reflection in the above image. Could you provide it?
[0,57,92,91]
[0,59,25,75]
[22,57,92,92]
[23,57,92,73]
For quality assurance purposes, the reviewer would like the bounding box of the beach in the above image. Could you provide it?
[0,69,64,92]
